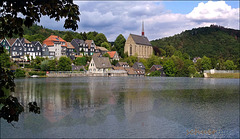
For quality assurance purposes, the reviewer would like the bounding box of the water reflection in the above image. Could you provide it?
[1,77,239,138]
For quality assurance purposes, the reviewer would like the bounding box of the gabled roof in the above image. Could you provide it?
[96,46,108,52]
[124,67,137,75]
[130,34,152,46]
[21,38,31,44]
[112,66,125,70]
[85,40,94,49]
[66,42,75,49]
[152,65,162,69]
[133,62,145,69]
[7,38,17,46]
[43,35,67,47]
[117,62,129,66]
[72,39,85,44]
[107,51,117,58]
[92,56,112,68]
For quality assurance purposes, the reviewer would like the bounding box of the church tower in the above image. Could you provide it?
[142,21,144,36]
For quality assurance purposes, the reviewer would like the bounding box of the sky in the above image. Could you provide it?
[38,1,239,41]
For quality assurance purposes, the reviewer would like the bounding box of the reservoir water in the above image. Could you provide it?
[1,77,239,138]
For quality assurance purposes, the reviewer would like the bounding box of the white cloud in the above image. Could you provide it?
[186,1,239,29]
[37,1,239,41]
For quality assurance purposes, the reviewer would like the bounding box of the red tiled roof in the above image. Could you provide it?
[43,35,67,47]
[7,38,17,46]
[107,51,116,58]
[66,42,75,49]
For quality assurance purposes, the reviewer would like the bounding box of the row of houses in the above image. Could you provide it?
[0,35,119,61]
[88,53,165,77]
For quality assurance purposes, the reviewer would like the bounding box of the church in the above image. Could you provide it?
[124,22,153,58]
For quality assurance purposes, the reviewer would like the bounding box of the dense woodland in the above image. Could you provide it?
[151,25,240,60]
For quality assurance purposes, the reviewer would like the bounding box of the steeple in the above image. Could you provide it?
[142,21,144,36]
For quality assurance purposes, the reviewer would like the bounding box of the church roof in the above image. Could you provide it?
[130,34,152,46]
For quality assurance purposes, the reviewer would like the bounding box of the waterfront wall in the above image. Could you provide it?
[46,70,128,77]
[204,69,239,74]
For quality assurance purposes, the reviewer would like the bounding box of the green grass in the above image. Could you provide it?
[207,73,240,79]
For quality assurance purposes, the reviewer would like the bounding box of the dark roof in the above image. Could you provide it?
[130,34,151,46]
[152,65,162,69]
[73,39,85,44]
[92,56,112,68]
[117,62,129,66]
[133,62,145,69]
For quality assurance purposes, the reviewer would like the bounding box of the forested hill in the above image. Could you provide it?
[151,25,240,59]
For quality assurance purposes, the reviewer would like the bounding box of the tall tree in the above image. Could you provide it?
[63,31,74,42]
[94,33,108,46]
[74,57,87,66]
[101,42,111,50]
[114,34,126,58]
[57,57,72,71]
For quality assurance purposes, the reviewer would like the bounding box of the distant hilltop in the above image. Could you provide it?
[151,25,240,59]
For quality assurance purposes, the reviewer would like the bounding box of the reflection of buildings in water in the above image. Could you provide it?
[124,91,153,122]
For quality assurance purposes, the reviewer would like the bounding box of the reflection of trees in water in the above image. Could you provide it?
[152,89,239,129]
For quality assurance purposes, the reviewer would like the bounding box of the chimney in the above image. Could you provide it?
[142,21,144,36]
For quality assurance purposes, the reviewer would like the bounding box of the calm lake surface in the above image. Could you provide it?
[1,77,239,138]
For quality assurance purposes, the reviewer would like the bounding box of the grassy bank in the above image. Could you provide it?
[206,73,240,79]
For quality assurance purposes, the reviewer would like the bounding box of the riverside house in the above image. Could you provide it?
[88,55,112,74]
[71,39,88,56]
[43,35,67,59]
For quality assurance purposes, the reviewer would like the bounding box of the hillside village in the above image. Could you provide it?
[0,31,162,77]
[0,24,239,78]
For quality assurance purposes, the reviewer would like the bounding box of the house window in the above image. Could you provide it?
[42,49,45,51]
[32,48,34,51]
[13,47,16,50]
[15,43,17,46]
[24,48,26,51]
[36,53,38,56]
[37,47,40,50]
[19,47,22,50]
[6,46,8,49]
[18,43,20,46]
[19,52,22,55]
[28,48,30,51]
[39,52,41,55]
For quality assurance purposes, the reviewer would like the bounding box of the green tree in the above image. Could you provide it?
[163,59,177,77]
[165,45,176,57]
[149,71,162,76]
[201,56,212,70]
[74,57,87,66]
[40,60,50,71]
[57,57,72,71]
[111,59,118,66]
[101,42,111,50]
[94,33,108,46]
[114,34,126,58]
[15,69,26,78]
[0,0,80,38]
[159,48,166,56]
[103,53,110,58]
[188,65,197,77]
[48,59,58,71]
[63,31,74,42]
[0,49,11,68]
[224,60,237,70]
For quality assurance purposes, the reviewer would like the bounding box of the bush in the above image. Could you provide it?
[149,70,162,76]
[15,69,26,78]
[28,71,46,76]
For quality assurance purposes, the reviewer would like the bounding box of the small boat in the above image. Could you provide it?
[31,75,39,78]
